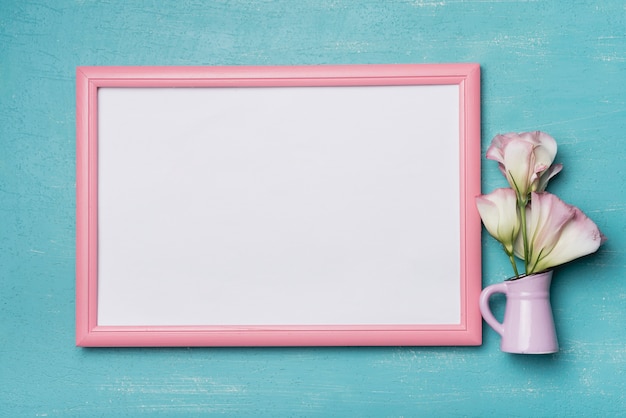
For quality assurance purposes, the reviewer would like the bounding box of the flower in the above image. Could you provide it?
[535,163,563,192]
[475,188,520,254]
[514,192,605,274]
[486,131,559,200]
[477,131,604,278]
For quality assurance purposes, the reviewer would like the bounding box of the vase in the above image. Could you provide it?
[479,270,558,354]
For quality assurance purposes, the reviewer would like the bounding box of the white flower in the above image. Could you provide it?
[486,131,559,199]
[514,192,604,273]
[476,188,520,254]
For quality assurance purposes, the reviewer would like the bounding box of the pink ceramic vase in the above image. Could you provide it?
[479,270,558,354]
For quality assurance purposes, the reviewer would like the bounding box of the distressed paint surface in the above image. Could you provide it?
[1,0,625,416]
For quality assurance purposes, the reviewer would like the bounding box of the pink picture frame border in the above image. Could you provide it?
[76,63,481,347]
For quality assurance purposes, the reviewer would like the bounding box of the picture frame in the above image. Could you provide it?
[76,63,482,347]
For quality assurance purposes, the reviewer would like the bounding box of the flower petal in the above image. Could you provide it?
[526,131,557,171]
[514,192,604,273]
[502,139,536,197]
[533,205,604,272]
[535,163,563,192]
[476,188,520,252]
[526,192,576,268]
[485,133,510,165]
[486,131,560,198]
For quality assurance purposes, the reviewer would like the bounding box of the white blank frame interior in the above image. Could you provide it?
[76,64,482,347]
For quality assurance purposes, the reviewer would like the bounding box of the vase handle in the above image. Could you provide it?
[479,283,507,337]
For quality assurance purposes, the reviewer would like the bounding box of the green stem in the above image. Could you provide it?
[518,196,529,274]
[507,250,520,278]
[507,172,530,276]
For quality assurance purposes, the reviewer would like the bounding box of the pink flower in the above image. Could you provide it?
[535,163,563,192]
[476,188,520,254]
[486,131,559,199]
[514,192,604,273]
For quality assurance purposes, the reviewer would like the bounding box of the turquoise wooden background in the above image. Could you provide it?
[1,1,624,416]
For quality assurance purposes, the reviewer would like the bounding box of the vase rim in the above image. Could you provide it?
[505,270,553,282]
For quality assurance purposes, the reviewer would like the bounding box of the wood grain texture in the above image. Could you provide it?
[1,0,624,416]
